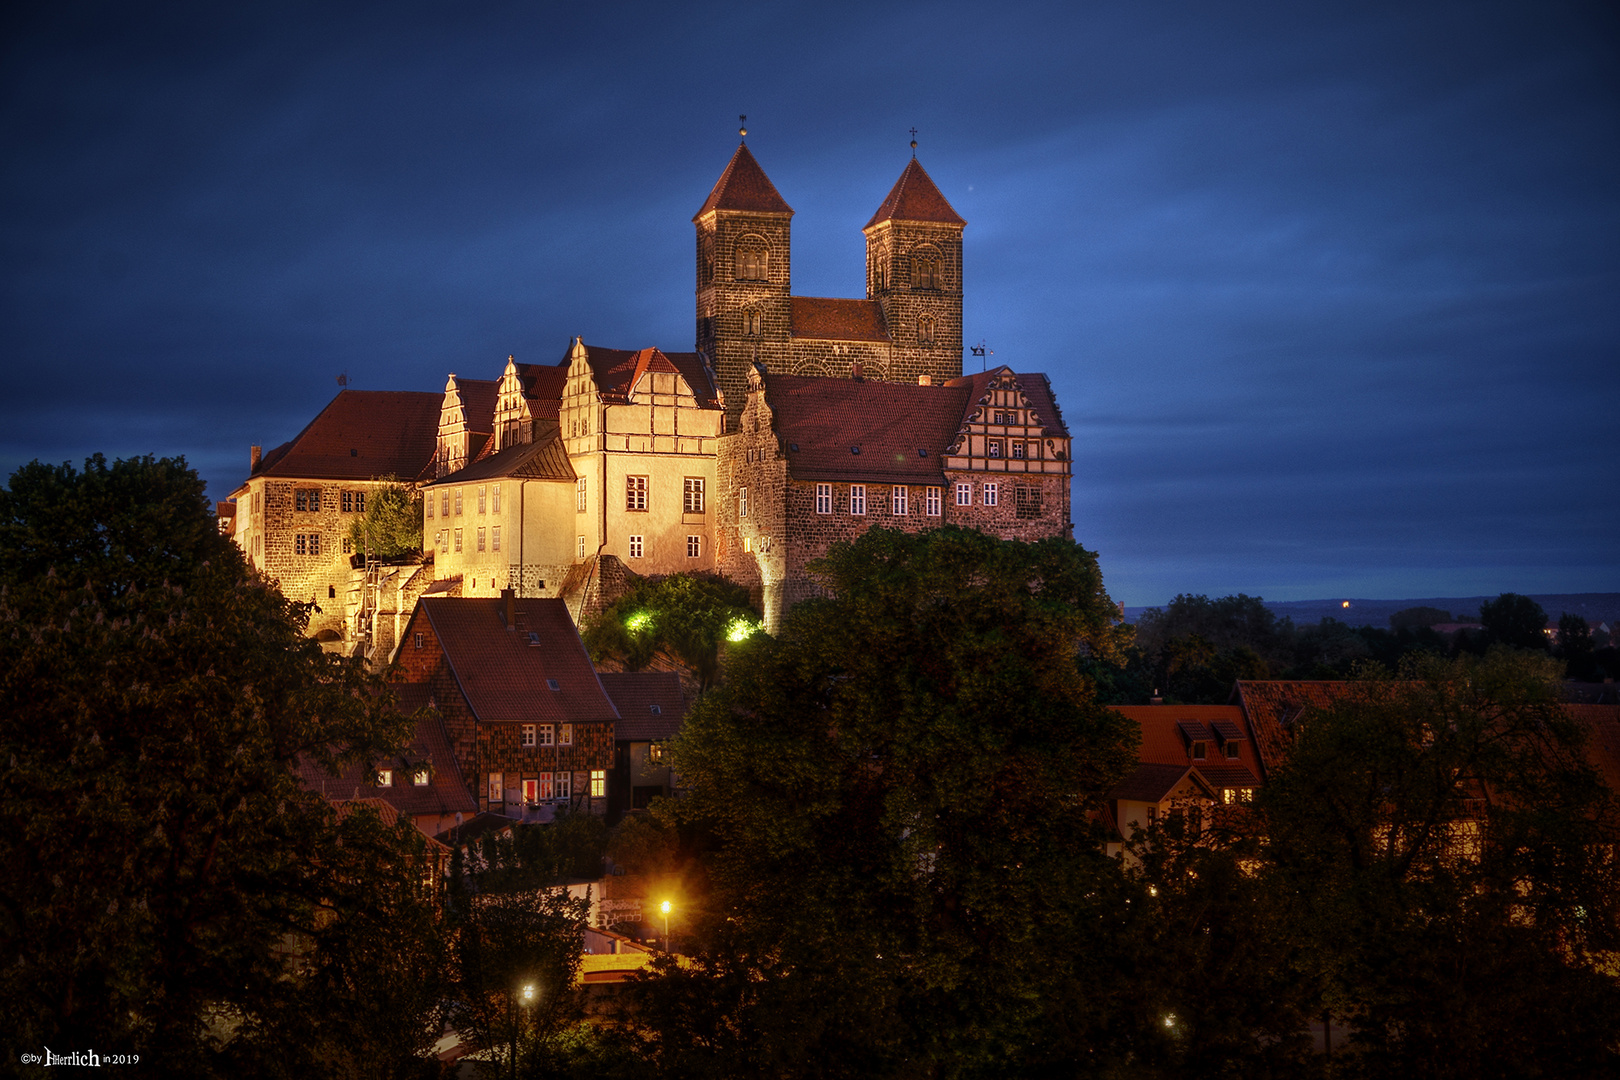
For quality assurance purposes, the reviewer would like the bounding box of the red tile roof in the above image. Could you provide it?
[1111,705,1267,785]
[598,672,685,742]
[1109,762,1207,803]
[294,700,477,819]
[763,372,970,485]
[418,596,620,724]
[513,363,567,421]
[1233,681,1372,774]
[426,422,576,486]
[865,158,965,229]
[694,144,794,219]
[790,297,891,343]
[453,377,498,433]
[253,390,442,481]
[571,343,720,408]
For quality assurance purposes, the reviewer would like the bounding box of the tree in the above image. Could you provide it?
[581,571,759,690]
[1258,651,1620,1077]
[346,477,422,559]
[1558,612,1597,680]
[641,527,1142,1076]
[0,455,428,1070]
[1478,592,1548,651]
[1389,605,1451,632]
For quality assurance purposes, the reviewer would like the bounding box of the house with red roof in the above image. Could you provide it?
[598,671,687,819]
[717,362,1073,628]
[394,592,619,818]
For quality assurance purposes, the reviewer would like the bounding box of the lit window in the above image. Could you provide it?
[376,769,392,787]
[850,485,866,516]
[956,483,972,507]
[492,484,501,513]
[925,487,941,516]
[492,526,501,552]
[477,486,487,514]
[1011,442,1025,460]
[489,773,502,803]
[538,724,554,746]
[539,773,554,800]
[576,477,587,513]
[687,535,700,558]
[555,771,571,799]
[739,486,748,518]
[454,529,462,553]
[522,724,536,748]
[628,535,643,558]
[413,767,430,787]
[590,771,606,798]
[522,779,538,803]
[559,724,573,746]
[477,527,486,552]
[455,489,463,515]
[743,536,752,553]
[983,483,998,507]
[816,484,832,514]
[627,476,648,511]
[893,486,908,516]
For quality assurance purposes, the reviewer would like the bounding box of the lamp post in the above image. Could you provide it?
[660,899,672,953]
[510,982,535,1080]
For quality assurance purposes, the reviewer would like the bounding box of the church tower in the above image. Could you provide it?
[864,156,966,385]
[695,140,794,428]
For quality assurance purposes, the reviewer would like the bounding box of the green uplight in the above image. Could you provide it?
[626,611,652,632]
[726,617,757,643]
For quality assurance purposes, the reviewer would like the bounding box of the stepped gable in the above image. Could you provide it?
[763,372,971,485]
[865,157,965,228]
[598,672,685,741]
[419,596,620,725]
[511,364,567,421]
[572,343,719,407]
[428,422,576,485]
[949,367,1070,438]
[693,143,794,219]
[790,297,891,343]
[253,389,442,480]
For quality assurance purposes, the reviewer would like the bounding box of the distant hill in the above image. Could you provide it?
[1123,594,1620,630]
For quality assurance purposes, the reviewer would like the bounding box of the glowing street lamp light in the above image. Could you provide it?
[510,982,537,1080]
[660,899,673,952]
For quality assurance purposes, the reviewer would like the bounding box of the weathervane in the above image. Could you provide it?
[739,115,747,143]
[970,341,992,372]
[909,127,918,157]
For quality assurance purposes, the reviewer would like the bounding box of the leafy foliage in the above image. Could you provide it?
[1389,605,1452,631]
[637,528,1143,1076]
[345,477,422,559]
[1478,591,1549,651]
[581,571,758,690]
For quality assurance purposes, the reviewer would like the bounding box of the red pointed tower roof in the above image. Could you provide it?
[693,144,794,220]
[865,158,965,228]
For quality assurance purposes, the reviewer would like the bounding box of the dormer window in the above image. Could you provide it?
[376,769,393,787]
[1226,740,1241,759]
[1191,741,1207,761]
[413,767,430,787]
[547,679,560,691]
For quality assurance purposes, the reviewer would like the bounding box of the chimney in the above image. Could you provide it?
[850,361,863,381]
[250,445,262,470]
[502,588,516,631]
[1151,688,1163,705]
[917,374,932,387]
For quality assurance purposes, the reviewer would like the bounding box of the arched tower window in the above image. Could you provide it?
[912,254,939,290]
[743,308,763,337]
[735,236,769,281]
[918,316,936,345]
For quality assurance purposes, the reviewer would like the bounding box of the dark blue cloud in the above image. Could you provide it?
[2,0,1616,604]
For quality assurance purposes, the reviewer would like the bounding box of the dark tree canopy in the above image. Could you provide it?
[1389,604,1451,631]
[346,477,423,559]
[1478,591,1549,651]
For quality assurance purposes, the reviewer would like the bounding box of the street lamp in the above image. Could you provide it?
[660,899,673,952]
[510,982,536,1080]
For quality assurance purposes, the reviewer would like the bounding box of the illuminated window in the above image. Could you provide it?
[925,486,941,516]
[850,485,866,516]
[687,535,701,558]
[489,773,502,803]
[559,724,572,746]
[955,483,972,507]
[983,483,998,507]
[539,773,554,800]
[522,724,536,748]
[522,779,538,803]
[413,767,429,787]
[816,484,832,514]
[628,535,643,558]
[684,477,705,514]
[626,476,648,511]
[576,477,587,513]
[376,769,392,787]
[590,770,606,798]
[893,486,908,516]
[743,536,752,553]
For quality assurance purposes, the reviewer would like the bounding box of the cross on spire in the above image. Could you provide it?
[909,127,918,157]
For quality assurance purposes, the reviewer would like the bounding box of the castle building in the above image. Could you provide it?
[231,140,1076,650]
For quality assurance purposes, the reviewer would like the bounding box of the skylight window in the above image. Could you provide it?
[547,679,560,691]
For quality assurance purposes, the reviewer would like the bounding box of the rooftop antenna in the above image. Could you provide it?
[909,127,918,158]
[970,341,992,372]
[739,115,747,144]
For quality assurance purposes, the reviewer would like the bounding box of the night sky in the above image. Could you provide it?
[3,1,1616,606]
